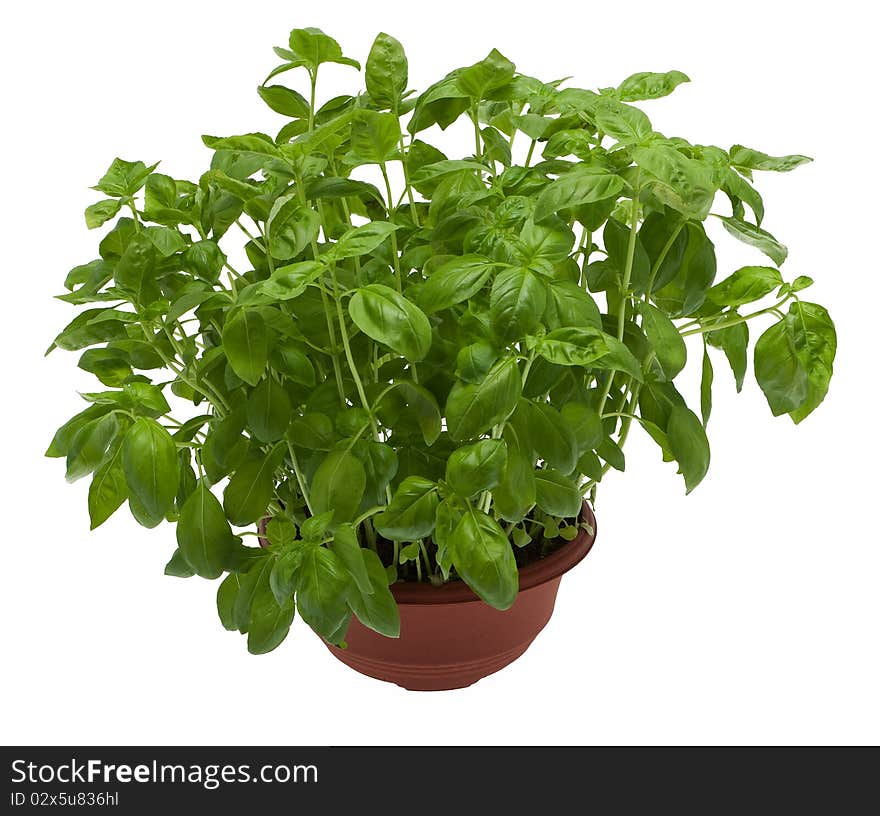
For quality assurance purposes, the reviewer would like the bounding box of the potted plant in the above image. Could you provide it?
[47,27,836,690]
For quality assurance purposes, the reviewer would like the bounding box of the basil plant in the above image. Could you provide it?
[47,28,836,653]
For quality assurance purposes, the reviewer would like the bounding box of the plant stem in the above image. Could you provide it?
[328,266,382,442]
[524,139,536,167]
[680,299,789,336]
[397,134,420,227]
[471,106,482,160]
[644,221,684,296]
[286,441,313,515]
[598,178,640,415]
[308,70,317,131]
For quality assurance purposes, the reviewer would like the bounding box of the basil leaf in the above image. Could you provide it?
[349,284,432,361]
[365,32,408,111]
[374,476,438,540]
[121,418,179,522]
[176,482,238,579]
[310,450,366,526]
[445,357,522,441]
[449,506,518,610]
[446,439,508,498]
[222,309,268,386]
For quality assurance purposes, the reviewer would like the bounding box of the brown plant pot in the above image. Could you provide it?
[327,502,597,691]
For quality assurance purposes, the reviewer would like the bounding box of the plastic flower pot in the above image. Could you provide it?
[322,502,597,690]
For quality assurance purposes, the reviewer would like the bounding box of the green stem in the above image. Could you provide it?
[471,106,482,160]
[286,442,313,515]
[397,134,420,227]
[680,300,789,336]
[524,139,536,168]
[644,221,684,297]
[598,179,640,414]
[328,267,382,442]
[308,70,317,131]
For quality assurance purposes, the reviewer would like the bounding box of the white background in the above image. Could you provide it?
[1,0,877,746]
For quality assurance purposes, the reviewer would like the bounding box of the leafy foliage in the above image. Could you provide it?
[48,28,834,654]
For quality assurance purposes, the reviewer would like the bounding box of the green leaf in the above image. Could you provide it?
[85,199,122,229]
[327,221,400,261]
[534,468,581,517]
[388,381,442,446]
[146,225,187,257]
[183,240,225,282]
[257,84,310,118]
[347,549,400,637]
[246,377,292,442]
[523,402,578,475]
[445,357,522,441]
[374,476,438,540]
[87,439,127,529]
[700,344,714,427]
[634,145,716,221]
[165,548,195,578]
[349,284,432,361]
[418,255,496,313]
[446,439,508,498]
[217,572,243,631]
[288,27,359,71]
[729,145,812,173]
[755,302,836,422]
[450,506,518,609]
[754,317,809,416]
[708,322,749,392]
[617,70,690,102]
[310,450,366,526]
[47,404,113,458]
[536,327,608,367]
[248,580,295,655]
[267,195,321,260]
[516,218,576,269]
[223,446,285,526]
[719,216,788,266]
[93,158,158,197]
[456,341,499,384]
[667,405,710,493]
[455,48,516,100]
[48,308,130,354]
[202,133,282,160]
[489,267,546,342]
[296,544,351,641]
[66,412,119,483]
[652,222,717,317]
[723,168,765,226]
[176,482,238,579]
[114,232,160,306]
[787,302,836,424]
[121,418,178,522]
[707,266,783,308]
[366,32,408,111]
[409,159,485,188]
[597,436,625,471]
[545,280,603,330]
[561,402,603,454]
[592,98,652,144]
[233,556,272,631]
[348,109,401,165]
[222,309,268,386]
[492,449,536,523]
[636,301,687,380]
[332,523,372,596]
[534,166,624,223]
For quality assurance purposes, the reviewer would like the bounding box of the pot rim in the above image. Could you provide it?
[389,501,596,606]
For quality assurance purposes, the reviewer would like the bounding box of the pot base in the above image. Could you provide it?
[328,629,540,691]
